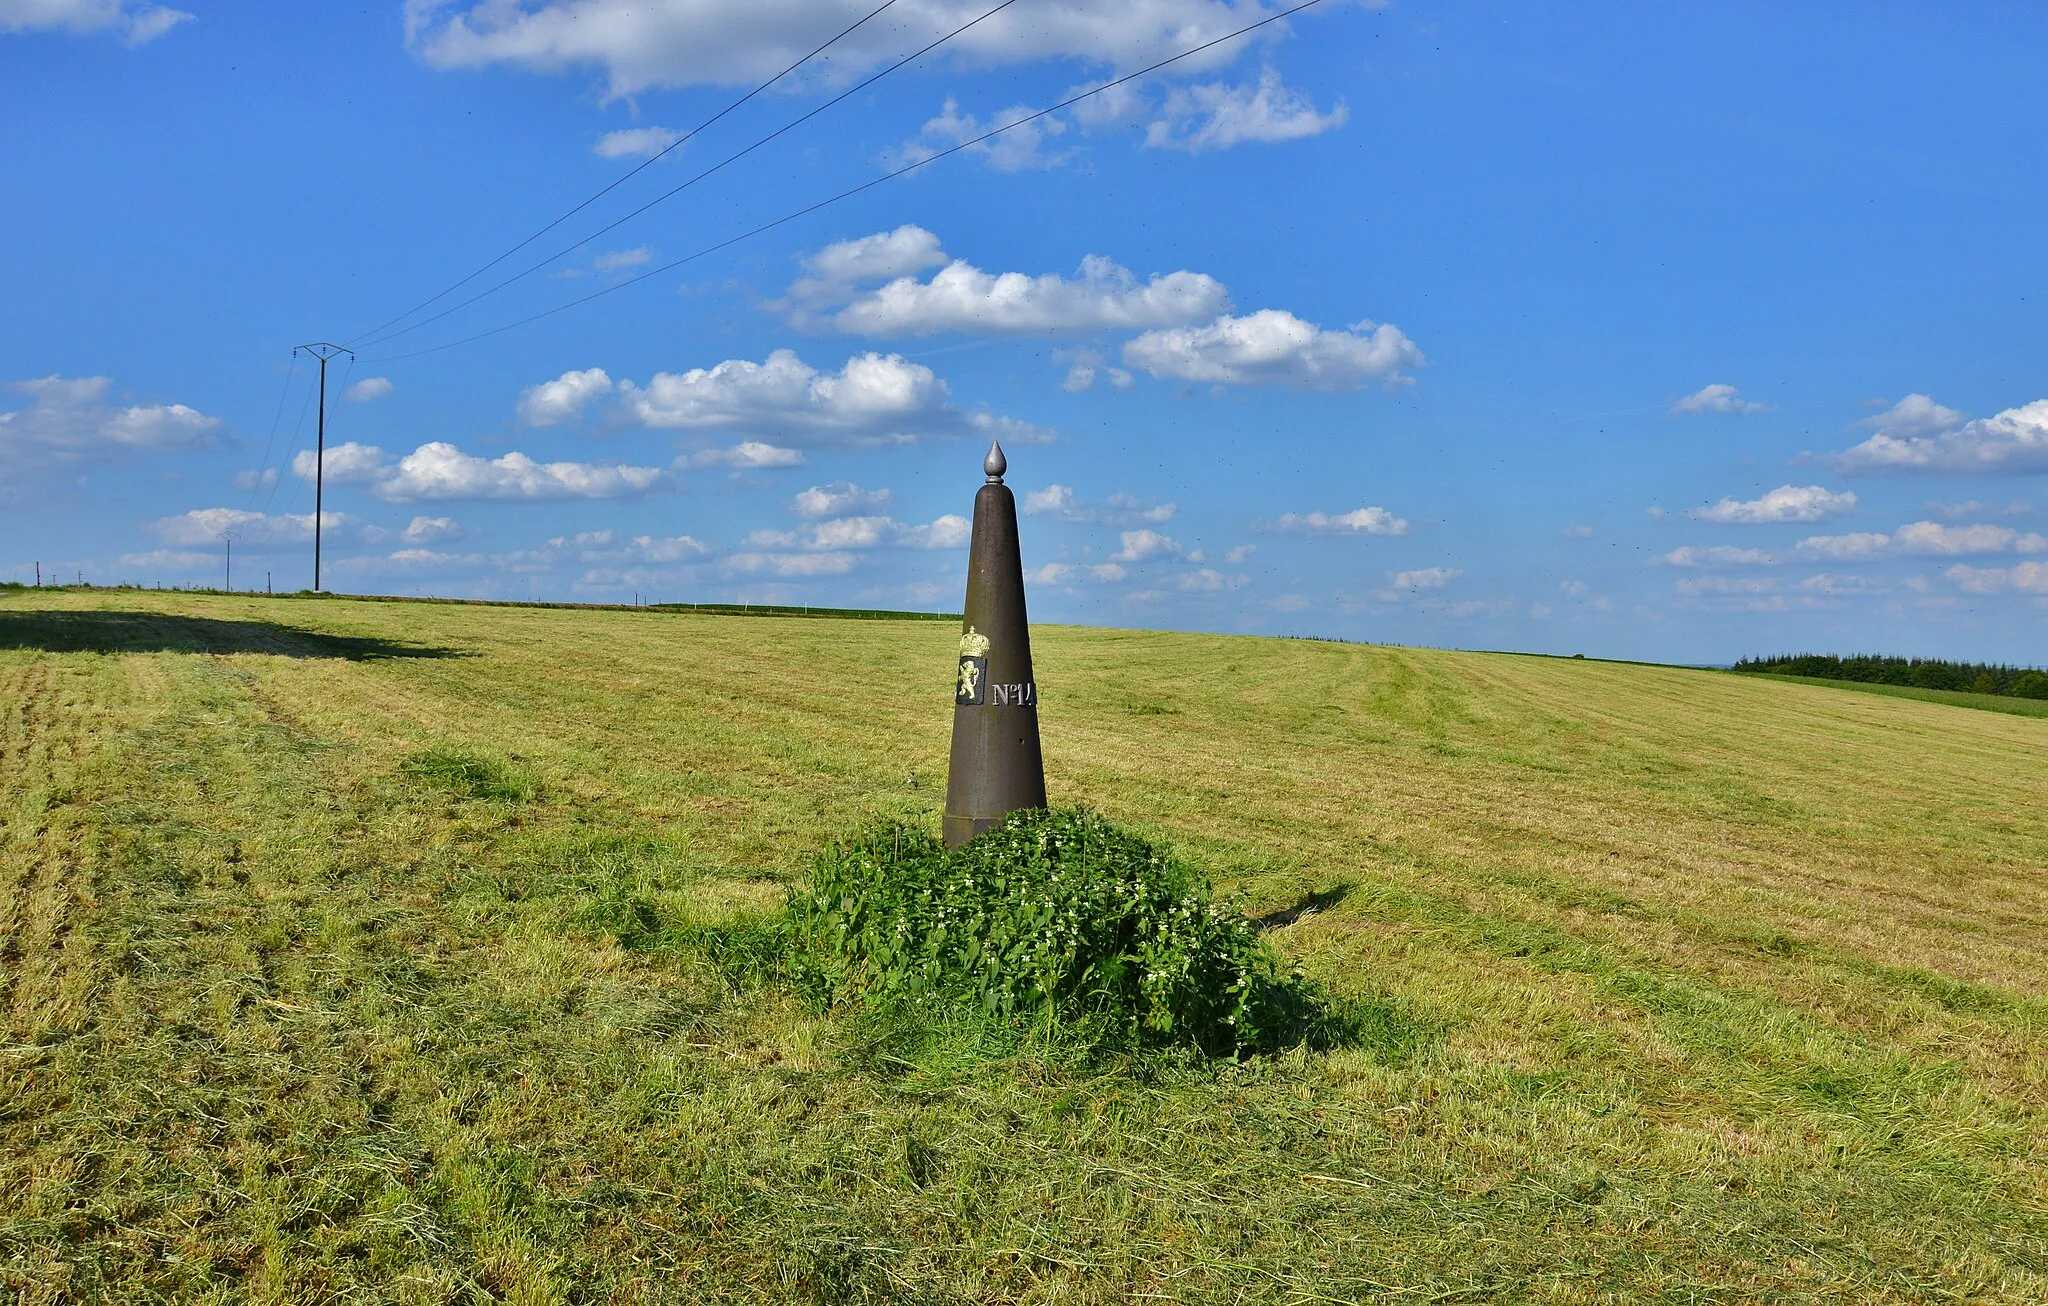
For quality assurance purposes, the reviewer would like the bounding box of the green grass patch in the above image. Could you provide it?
[398,747,540,802]
[1744,672,2048,718]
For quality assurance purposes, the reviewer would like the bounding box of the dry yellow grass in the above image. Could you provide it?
[2,588,2044,1303]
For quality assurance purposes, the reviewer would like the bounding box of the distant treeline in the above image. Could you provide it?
[1736,654,2048,699]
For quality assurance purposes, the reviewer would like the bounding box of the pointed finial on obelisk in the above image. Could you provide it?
[984,440,1007,483]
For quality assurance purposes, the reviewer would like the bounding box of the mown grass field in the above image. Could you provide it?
[2,588,2045,1304]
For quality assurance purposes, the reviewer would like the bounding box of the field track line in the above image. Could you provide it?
[0,658,96,1041]
[0,661,59,1009]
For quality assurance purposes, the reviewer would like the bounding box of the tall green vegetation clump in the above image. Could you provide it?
[789,807,1326,1056]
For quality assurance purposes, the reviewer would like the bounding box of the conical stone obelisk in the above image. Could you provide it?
[943,440,1047,846]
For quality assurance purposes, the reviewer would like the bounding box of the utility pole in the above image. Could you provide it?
[219,529,238,591]
[293,342,353,592]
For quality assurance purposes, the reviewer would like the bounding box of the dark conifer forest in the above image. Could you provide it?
[1736,654,2048,699]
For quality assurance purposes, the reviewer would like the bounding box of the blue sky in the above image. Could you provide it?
[3,1,2046,663]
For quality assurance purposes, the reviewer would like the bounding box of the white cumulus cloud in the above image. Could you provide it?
[594,125,682,159]
[549,530,711,564]
[1369,566,1462,602]
[1691,485,1856,524]
[629,535,713,563]
[0,374,220,466]
[1270,506,1409,536]
[1027,561,1128,586]
[1859,393,1967,438]
[1177,567,1248,592]
[1676,575,1781,597]
[1926,499,2031,520]
[1145,67,1346,152]
[1795,532,1891,562]
[593,246,654,273]
[344,376,394,403]
[1795,521,2048,562]
[149,507,345,546]
[1832,395,2048,475]
[293,440,665,502]
[1110,529,1181,563]
[750,513,970,552]
[1022,484,1078,517]
[1125,310,1423,390]
[786,225,949,306]
[897,514,971,550]
[1021,484,1175,525]
[1671,383,1771,416]
[1944,562,2048,595]
[888,98,1070,173]
[1658,545,1778,567]
[518,366,613,426]
[115,549,216,571]
[291,440,392,485]
[723,551,858,578]
[1388,567,1459,590]
[1798,573,1886,596]
[799,515,897,549]
[792,482,892,519]
[2,0,191,44]
[616,349,1050,447]
[680,440,807,469]
[405,0,1302,99]
[402,515,463,544]
[381,548,466,567]
[1893,521,2048,556]
[1058,349,1134,392]
[376,443,666,502]
[793,237,1228,338]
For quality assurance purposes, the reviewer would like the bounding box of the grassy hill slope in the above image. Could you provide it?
[2,591,2044,1304]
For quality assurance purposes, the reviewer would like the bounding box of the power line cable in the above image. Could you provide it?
[268,370,320,517]
[320,354,356,531]
[327,355,357,453]
[360,0,1331,365]
[351,0,1023,350]
[349,0,907,345]
[244,358,300,512]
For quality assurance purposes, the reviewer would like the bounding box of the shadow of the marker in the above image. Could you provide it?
[0,610,468,661]
[1250,882,1353,933]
